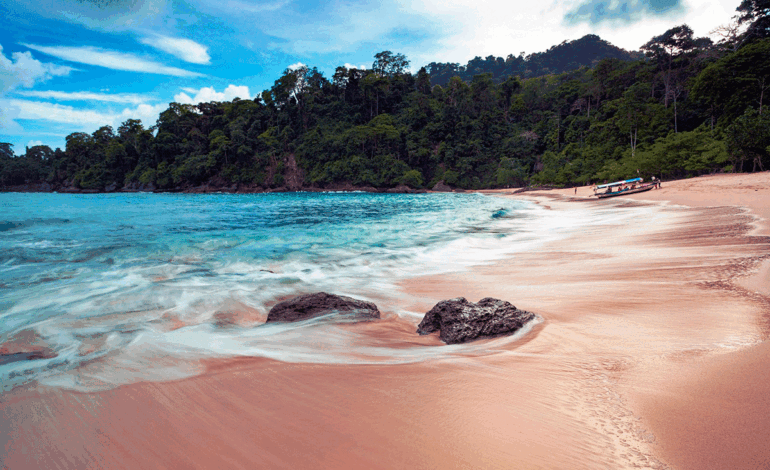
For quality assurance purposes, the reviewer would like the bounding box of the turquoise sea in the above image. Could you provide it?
[0,192,624,391]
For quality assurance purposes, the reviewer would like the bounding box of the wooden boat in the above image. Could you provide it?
[593,177,656,199]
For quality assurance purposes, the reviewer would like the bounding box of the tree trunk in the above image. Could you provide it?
[663,54,673,108]
[674,93,678,133]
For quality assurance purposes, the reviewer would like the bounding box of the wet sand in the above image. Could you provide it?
[2,173,770,469]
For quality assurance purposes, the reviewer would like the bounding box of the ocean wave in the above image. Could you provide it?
[0,192,662,391]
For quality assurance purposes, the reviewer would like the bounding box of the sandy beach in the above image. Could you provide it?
[2,172,769,469]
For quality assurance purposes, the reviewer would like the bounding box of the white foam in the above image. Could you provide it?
[1,193,674,392]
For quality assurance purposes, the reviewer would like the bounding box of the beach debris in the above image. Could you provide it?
[0,329,57,365]
[266,292,380,323]
[417,297,535,344]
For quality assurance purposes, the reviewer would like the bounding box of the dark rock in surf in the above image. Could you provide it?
[417,297,535,344]
[266,292,380,323]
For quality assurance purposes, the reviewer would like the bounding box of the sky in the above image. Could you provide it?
[1,0,742,154]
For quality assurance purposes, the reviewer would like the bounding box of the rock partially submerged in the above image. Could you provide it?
[0,329,57,365]
[266,292,380,323]
[417,297,535,344]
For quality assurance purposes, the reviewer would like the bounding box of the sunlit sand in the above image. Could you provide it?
[2,172,769,469]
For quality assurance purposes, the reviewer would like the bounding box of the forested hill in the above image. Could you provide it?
[426,35,643,86]
[2,1,770,194]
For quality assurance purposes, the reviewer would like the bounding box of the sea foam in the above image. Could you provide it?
[0,192,663,391]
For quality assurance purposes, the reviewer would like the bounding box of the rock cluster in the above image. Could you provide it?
[417,297,535,344]
[266,292,380,323]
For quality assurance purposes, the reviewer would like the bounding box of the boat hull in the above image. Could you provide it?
[596,184,655,199]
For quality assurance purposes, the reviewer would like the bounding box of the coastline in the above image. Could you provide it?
[0,182,445,194]
[2,172,769,469]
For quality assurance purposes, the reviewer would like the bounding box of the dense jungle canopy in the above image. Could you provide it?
[2,0,770,192]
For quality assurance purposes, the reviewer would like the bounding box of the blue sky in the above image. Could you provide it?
[1,0,741,153]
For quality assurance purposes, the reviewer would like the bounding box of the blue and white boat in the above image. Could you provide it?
[593,177,656,198]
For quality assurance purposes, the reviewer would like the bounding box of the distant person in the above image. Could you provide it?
[574,187,577,195]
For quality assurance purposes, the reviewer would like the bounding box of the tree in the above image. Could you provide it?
[710,21,745,52]
[500,76,521,109]
[361,72,390,118]
[0,142,13,159]
[691,39,770,123]
[372,51,410,77]
[641,25,697,108]
[727,107,770,171]
[415,67,431,94]
[736,0,770,41]
[615,83,654,157]
[400,169,424,188]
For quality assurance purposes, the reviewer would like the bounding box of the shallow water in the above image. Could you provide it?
[0,192,656,391]
[5,190,769,470]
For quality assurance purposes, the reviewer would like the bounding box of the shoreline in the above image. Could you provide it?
[489,172,770,469]
[0,183,447,194]
[2,172,769,469]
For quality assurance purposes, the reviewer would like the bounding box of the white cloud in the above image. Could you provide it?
[263,2,424,55]
[115,103,168,129]
[14,90,151,105]
[22,44,203,77]
[255,0,734,69]
[344,63,367,70]
[220,0,291,14]
[0,100,23,133]
[174,85,252,105]
[8,99,116,126]
[140,35,211,64]
[1,44,73,94]
[397,0,737,64]
[5,99,167,132]
[30,0,172,33]
[287,62,306,71]
[27,140,43,147]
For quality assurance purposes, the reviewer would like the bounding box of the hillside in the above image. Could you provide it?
[426,34,642,86]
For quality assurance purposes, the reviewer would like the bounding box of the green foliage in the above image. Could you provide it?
[400,169,424,188]
[494,157,528,187]
[3,21,770,192]
[691,39,770,123]
[442,170,459,185]
[726,107,770,171]
[173,154,213,185]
